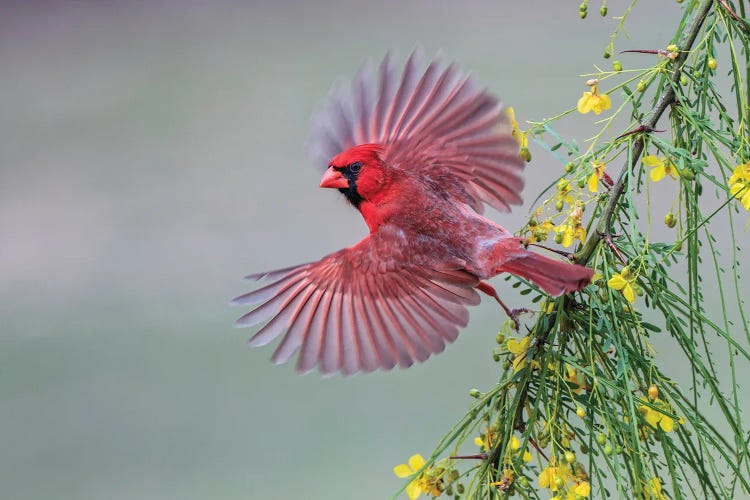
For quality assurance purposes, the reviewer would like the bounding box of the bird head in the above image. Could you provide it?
[320,144,390,208]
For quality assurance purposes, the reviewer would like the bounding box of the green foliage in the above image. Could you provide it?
[397,1,750,498]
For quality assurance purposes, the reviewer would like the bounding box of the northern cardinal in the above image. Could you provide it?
[234,50,593,375]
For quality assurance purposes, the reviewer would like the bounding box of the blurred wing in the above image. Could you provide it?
[308,49,525,213]
[233,236,480,376]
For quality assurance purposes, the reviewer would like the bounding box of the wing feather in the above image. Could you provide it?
[235,235,478,375]
[309,49,525,214]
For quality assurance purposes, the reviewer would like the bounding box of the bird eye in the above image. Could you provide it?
[349,162,362,173]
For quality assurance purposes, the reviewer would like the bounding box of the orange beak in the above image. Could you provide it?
[320,167,349,189]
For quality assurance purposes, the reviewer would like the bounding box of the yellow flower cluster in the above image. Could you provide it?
[473,428,533,462]
[538,457,591,499]
[729,161,750,211]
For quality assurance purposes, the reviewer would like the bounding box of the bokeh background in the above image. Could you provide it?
[2,2,747,499]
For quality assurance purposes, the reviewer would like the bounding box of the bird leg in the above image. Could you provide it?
[477,281,530,331]
[524,241,574,260]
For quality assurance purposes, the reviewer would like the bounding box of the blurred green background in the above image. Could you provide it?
[2,2,745,499]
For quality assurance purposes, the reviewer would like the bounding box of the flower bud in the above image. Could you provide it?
[555,476,565,489]
[456,484,465,494]
[637,80,646,92]
[679,168,694,180]
[708,57,717,70]
[565,162,575,172]
[600,5,607,16]
[596,433,607,445]
[680,74,688,86]
[519,477,529,488]
[665,214,680,231]
[666,44,678,53]
[555,200,564,211]
[613,60,622,72]
[469,388,481,398]
[604,444,613,456]
[576,406,586,418]
[579,10,587,18]
[496,333,506,344]
[519,147,531,162]
[603,50,611,59]
[564,451,576,463]
[648,384,659,399]
[554,232,564,244]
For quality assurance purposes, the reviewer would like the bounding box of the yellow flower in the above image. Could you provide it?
[638,399,678,432]
[393,454,441,499]
[567,481,591,500]
[647,477,667,500]
[507,336,538,372]
[506,107,528,148]
[528,218,556,243]
[643,155,678,182]
[577,85,611,115]
[555,179,575,206]
[564,365,587,394]
[556,221,587,248]
[538,461,572,492]
[729,162,750,211]
[474,427,498,451]
[567,481,592,499]
[607,267,637,303]
[587,162,606,192]
[540,299,555,314]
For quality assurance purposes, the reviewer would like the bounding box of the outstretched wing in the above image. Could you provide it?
[308,49,525,213]
[233,234,480,376]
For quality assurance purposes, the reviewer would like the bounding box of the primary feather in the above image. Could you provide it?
[236,50,593,375]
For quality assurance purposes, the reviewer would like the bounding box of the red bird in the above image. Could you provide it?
[234,50,593,375]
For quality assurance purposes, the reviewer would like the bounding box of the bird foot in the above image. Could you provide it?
[507,308,532,331]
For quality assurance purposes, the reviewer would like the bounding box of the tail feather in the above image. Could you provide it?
[499,253,593,296]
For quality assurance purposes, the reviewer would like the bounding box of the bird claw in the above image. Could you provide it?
[507,308,532,331]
